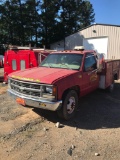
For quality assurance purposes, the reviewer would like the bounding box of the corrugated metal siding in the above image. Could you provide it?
[65,24,120,59]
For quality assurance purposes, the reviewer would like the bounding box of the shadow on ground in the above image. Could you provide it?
[33,82,120,130]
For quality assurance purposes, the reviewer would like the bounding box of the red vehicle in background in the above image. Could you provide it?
[4,46,54,83]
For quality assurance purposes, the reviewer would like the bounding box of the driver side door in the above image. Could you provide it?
[81,53,99,95]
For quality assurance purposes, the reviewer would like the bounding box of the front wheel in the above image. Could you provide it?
[57,90,78,120]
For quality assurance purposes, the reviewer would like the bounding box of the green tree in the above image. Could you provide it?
[0,0,13,44]
[0,0,26,44]
[24,0,41,46]
[79,0,95,28]
[57,0,95,40]
[0,0,95,47]
[40,0,60,48]
[0,0,41,45]
[58,0,78,40]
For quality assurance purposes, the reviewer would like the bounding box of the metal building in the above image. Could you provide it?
[51,23,120,59]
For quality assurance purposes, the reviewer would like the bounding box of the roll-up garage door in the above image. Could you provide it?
[83,37,108,59]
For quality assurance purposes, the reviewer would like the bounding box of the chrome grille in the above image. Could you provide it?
[9,78,54,100]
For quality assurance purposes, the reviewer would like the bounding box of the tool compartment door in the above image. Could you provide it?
[105,62,113,88]
[5,52,18,73]
[18,52,30,70]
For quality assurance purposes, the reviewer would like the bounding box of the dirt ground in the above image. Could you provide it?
[0,68,120,160]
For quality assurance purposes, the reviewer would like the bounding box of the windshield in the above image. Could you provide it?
[40,53,83,70]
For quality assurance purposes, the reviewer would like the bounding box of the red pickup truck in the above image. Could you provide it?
[8,49,120,120]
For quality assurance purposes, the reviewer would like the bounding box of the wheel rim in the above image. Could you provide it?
[67,96,76,114]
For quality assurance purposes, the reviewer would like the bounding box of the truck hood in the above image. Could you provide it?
[9,67,77,84]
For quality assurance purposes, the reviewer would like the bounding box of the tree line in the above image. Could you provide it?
[0,0,95,48]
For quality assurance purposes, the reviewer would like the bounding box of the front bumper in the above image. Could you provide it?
[8,89,62,111]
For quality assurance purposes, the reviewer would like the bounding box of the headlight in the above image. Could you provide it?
[42,85,57,100]
[46,86,52,94]
[44,86,57,96]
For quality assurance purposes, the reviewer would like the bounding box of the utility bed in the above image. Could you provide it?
[99,59,120,89]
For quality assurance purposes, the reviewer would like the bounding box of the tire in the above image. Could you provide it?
[57,90,78,120]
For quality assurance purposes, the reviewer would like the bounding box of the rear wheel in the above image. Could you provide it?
[57,90,78,120]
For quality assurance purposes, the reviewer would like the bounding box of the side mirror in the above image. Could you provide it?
[97,53,105,71]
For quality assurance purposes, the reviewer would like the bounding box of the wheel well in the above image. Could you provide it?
[62,86,80,100]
